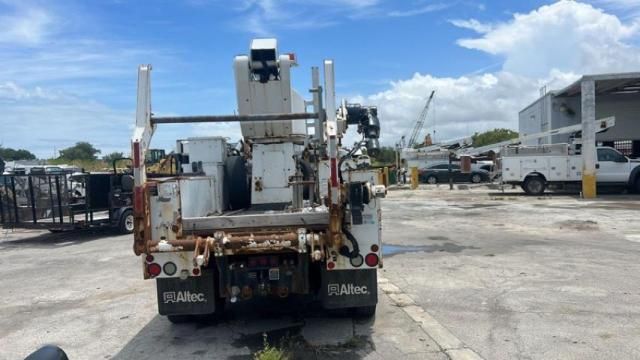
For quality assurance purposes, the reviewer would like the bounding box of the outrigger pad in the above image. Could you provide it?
[320,268,378,309]
[156,271,216,315]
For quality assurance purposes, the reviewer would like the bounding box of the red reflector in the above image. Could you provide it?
[148,263,161,277]
[365,253,379,267]
[327,262,335,270]
[192,268,200,276]
[370,244,379,253]
[145,254,154,263]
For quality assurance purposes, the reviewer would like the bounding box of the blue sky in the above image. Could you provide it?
[1,0,640,158]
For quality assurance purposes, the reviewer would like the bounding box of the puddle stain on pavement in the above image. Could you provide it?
[383,243,479,257]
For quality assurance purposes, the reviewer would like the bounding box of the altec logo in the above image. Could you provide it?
[328,283,369,296]
[163,291,206,303]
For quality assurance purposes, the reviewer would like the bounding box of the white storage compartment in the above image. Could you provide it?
[179,177,220,217]
[177,137,227,174]
[251,143,296,205]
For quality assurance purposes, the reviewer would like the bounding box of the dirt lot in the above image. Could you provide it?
[2,186,640,359]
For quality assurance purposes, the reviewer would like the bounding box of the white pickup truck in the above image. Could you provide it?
[501,144,640,195]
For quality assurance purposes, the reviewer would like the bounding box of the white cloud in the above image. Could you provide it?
[363,72,540,145]
[591,0,640,18]
[388,3,451,18]
[0,83,133,157]
[456,0,640,77]
[364,1,640,145]
[449,18,493,33]
[0,2,55,45]
[0,2,180,158]
[231,0,458,35]
[233,0,377,35]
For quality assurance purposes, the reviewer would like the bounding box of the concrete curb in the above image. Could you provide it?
[379,277,485,360]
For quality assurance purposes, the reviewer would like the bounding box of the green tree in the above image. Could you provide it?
[103,151,125,164]
[58,142,101,161]
[371,146,397,165]
[0,146,37,161]
[471,128,519,148]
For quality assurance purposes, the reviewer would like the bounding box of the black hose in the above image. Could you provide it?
[339,226,360,259]
[337,135,365,183]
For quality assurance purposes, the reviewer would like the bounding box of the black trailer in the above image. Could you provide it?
[0,170,134,234]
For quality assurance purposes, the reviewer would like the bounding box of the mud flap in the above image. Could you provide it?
[320,268,377,309]
[156,270,216,315]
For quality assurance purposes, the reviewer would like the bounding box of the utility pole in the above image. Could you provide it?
[581,79,597,198]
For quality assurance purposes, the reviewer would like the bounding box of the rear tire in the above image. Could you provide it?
[634,176,640,194]
[426,175,437,184]
[470,173,482,184]
[118,209,134,234]
[523,176,546,196]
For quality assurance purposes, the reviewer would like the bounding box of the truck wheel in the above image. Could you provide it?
[470,173,482,184]
[635,176,640,194]
[426,175,437,184]
[523,177,545,196]
[352,305,376,318]
[118,209,134,234]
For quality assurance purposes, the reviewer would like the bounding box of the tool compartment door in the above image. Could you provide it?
[548,157,569,181]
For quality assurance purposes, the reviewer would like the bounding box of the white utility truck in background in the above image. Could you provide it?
[500,118,640,195]
[131,39,386,322]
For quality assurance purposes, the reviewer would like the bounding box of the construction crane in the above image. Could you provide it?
[406,90,435,148]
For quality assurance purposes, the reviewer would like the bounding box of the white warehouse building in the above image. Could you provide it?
[519,72,640,158]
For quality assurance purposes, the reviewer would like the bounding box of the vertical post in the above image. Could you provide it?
[28,176,37,224]
[55,176,63,224]
[84,175,90,224]
[311,66,323,143]
[11,177,18,224]
[410,167,418,190]
[0,176,5,224]
[448,153,453,190]
[581,79,597,198]
[48,176,56,223]
[383,167,389,187]
[324,60,339,206]
[395,147,400,185]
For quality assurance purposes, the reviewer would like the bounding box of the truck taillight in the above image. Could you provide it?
[145,254,154,263]
[365,253,379,267]
[148,263,161,277]
[370,244,379,253]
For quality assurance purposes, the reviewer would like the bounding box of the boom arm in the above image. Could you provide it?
[407,90,435,148]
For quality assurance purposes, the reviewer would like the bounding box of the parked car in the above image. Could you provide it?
[419,164,490,184]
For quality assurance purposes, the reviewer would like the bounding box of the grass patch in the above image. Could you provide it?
[254,333,290,360]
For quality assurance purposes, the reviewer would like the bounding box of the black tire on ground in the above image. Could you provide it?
[426,175,437,184]
[118,209,134,234]
[634,176,640,194]
[523,176,546,196]
[352,305,376,318]
[470,173,482,184]
[225,156,250,210]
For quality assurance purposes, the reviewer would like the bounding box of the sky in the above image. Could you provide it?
[1,0,640,158]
